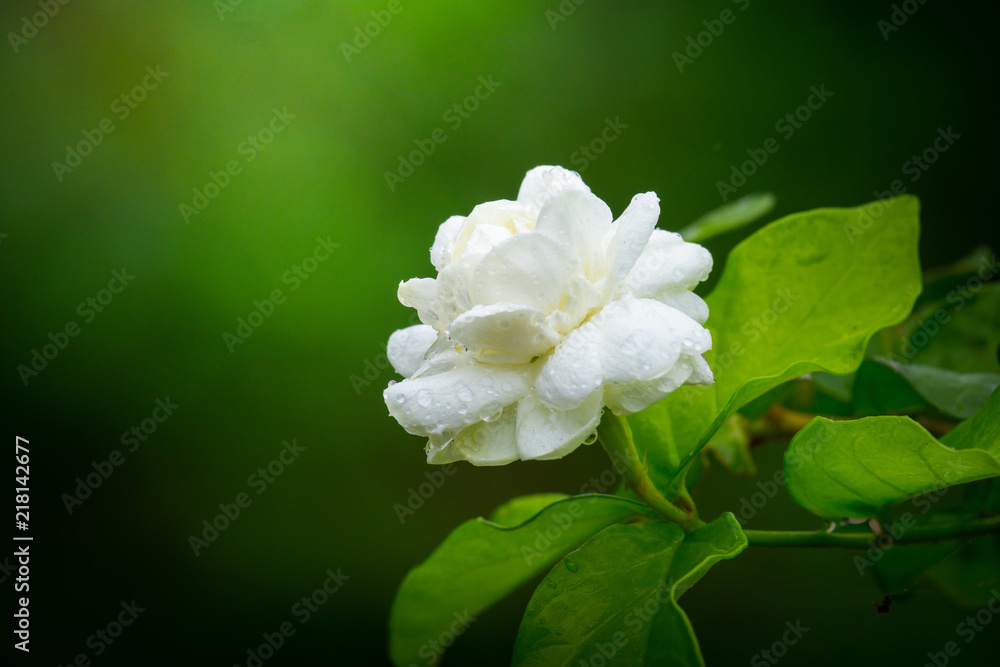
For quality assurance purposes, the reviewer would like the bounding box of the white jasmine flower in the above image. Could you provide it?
[384,166,714,465]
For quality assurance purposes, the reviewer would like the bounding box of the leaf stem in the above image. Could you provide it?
[597,413,704,532]
[744,515,1000,549]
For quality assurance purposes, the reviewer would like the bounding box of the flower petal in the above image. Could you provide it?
[535,190,612,274]
[398,254,478,330]
[516,392,603,460]
[598,297,711,385]
[450,406,520,466]
[387,324,439,378]
[472,233,573,313]
[602,192,660,296]
[535,320,603,411]
[687,354,715,386]
[449,302,560,364]
[430,215,466,271]
[384,362,530,437]
[620,229,713,296]
[517,166,592,211]
[603,361,695,415]
[653,291,710,325]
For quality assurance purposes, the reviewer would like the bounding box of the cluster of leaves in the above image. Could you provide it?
[389,194,1000,666]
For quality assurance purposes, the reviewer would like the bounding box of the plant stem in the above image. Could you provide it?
[744,515,1000,549]
[597,413,704,531]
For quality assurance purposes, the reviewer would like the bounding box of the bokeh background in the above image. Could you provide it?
[2,1,998,665]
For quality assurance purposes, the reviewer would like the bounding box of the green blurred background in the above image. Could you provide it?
[2,1,997,664]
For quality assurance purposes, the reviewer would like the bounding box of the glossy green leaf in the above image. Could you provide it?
[490,493,571,526]
[512,514,747,667]
[850,359,928,415]
[785,388,1000,519]
[877,357,1000,419]
[679,192,776,244]
[389,495,655,667]
[631,197,922,493]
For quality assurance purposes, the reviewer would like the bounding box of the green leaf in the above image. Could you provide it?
[850,359,928,415]
[490,493,571,526]
[876,357,1000,419]
[631,197,922,493]
[900,282,1000,374]
[512,514,747,667]
[679,192,776,244]
[389,494,654,667]
[785,388,1000,519]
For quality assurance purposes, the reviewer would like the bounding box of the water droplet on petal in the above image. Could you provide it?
[583,432,598,446]
[456,381,474,402]
[502,381,514,392]
[416,389,433,408]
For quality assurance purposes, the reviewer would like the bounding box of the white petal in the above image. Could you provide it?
[426,434,461,465]
[450,200,537,259]
[472,233,573,313]
[430,215,466,271]
[449,302,560,364]
[516,392,603,461]
[653,291,710,324]
[450,407,520,466]
[387,324,439,378]
[602,192,660,296]
[545,275,604,335]
[603,362,696,415]
[517,166,592,211]
[535,320,603,411]
[686,354,715,386]
[398,255,477,331]
[384,363,531,437]
[535,190,612,275]
[598,297,710,384]
[620,229,713,297]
